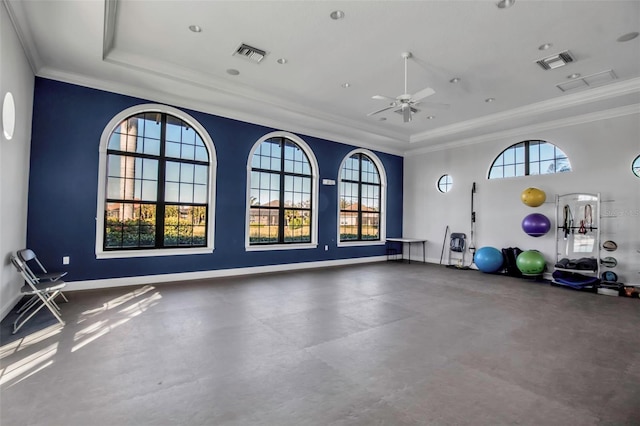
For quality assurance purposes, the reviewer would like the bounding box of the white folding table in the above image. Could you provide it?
[386,238,426,263]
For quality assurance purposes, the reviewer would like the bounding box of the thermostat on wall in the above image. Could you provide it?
[322,179,336,185]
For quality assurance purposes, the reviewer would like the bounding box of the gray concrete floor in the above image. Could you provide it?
[1,262,639,425]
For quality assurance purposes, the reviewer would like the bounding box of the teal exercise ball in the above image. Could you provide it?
[474,247,504,273]
[516,250,546,275]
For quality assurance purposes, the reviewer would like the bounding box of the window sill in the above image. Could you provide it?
[96,247,214,259]
[337,240,385,248]
[245,243,318,252]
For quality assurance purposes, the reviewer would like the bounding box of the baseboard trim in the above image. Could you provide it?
[65,256,387,292]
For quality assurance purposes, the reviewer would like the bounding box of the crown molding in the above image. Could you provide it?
[36,65,407,157]
[410,77,640,145]
[405,103,640,156]
[3,0,42,73]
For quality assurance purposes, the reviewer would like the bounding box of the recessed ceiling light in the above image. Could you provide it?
[567,73,581,79]
[189,25,202,33]
[276,58,288,65]
[330,10,345,20]
[496,0,515,9]
[617,32,639,42]
[485,97,495,103]
[226,69,240,76]
[538,43,552,51]
[426,115,435,120]
[449,77,461,83]
[341,83,351,88]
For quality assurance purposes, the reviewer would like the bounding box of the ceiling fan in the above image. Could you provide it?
[367,52,436,123]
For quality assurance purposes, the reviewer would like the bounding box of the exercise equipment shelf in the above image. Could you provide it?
[554,193,601,287]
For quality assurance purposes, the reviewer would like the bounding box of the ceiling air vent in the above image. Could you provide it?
[536,50,575,70]
[233,43,267,63]
[556,69,618,92]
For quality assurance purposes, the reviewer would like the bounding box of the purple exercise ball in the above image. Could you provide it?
[522,213,551,237]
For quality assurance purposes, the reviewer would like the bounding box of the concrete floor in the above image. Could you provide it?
[1,262,639,425]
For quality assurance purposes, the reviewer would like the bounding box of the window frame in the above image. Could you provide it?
[95,104,217,259]
[245,131,319,251]
[337,149,387,247]
[437,174,453,193]
[488,140,571,179]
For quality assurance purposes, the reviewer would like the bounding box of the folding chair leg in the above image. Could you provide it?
[16,295,39,314]
[13,290,65,334]
[59,292,69,303]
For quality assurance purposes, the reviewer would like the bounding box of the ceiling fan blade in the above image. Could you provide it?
[414,101,450,110]
[402,104,412,123]
[372,95,397,102]
[367,104,396,117]
[412,87,435,101]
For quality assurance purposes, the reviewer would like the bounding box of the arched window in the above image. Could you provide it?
[246,132,318,250]
[338,150,386,244]
[489,140,571,179]
[96,105,216,258]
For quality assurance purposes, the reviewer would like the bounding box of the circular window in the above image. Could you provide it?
[632,155,640,178]
[437,174,453,193]
[3,92,16,140]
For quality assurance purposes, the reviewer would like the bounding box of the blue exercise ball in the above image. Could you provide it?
[474,247,504,273]
[522,213,551,237]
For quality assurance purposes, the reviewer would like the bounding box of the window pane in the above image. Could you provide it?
[194,165,208,184]
[284,209,310,242]
[165,116,182,143]
[529,142,540,162]
[340,212,358,240]
[515,145,525,163]
[539,142,555,160]
[165,182,179,202]
[194,184,207,204]
[489,166,503,179]
[142,159,158,180]
[540,160,555,174]
[166,142,180,159]
[180,163,194,183]
[362,213,379,240]
[142,113,161,140]
[249,207,279,243]
[104,202,156,249]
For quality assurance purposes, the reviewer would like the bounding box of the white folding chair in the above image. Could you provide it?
[10,255,66,334]
[17,248,68,303]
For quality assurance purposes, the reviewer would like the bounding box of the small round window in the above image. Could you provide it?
[632,155,640,178]
[437,174,453,193]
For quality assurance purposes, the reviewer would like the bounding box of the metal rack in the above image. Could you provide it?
[553,193,601,288]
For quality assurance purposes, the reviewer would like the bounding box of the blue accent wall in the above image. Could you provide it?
[28,78,403,281]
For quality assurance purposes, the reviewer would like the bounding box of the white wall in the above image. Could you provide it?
[1,2,34,318]
[404,111,640,285]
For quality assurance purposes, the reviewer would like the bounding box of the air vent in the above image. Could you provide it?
[536,50,575,70]
[233,43,267,63]
[556,69,618,92]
